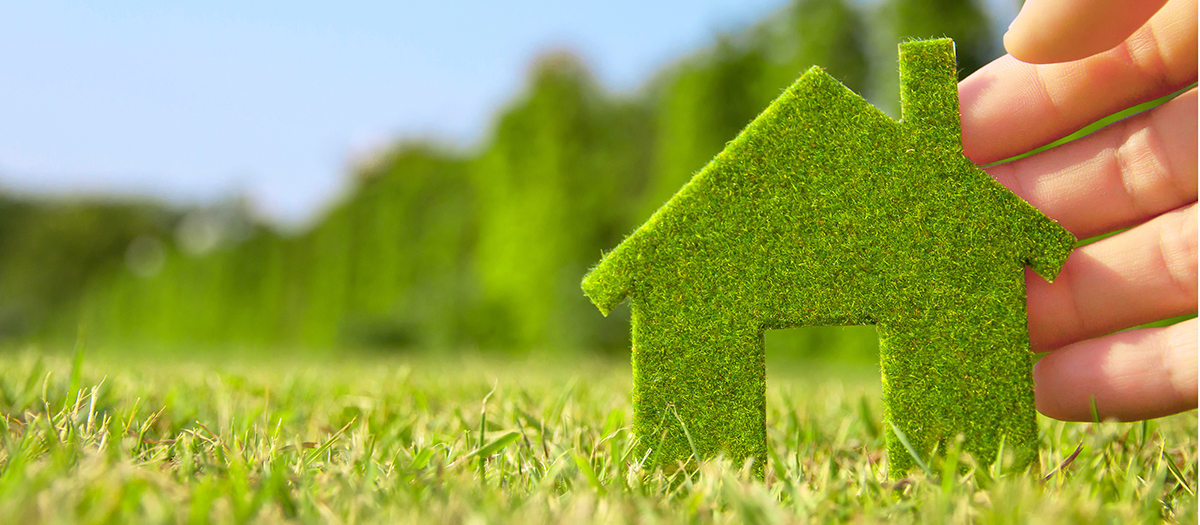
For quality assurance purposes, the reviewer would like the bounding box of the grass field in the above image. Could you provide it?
[0,347,1195,524]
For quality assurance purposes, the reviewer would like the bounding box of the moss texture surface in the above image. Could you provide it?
[582,39,1075,476]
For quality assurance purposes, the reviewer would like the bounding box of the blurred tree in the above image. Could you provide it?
[334,146,477,349]
[641,38,770,220]
[472,52,652,352]
[10,0,1003,360]
[76,147,477,350]
[643,0,869,219]
[758,0,870,96]
[0,197,179,339]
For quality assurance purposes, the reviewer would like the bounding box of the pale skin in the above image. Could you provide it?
[960,0,1198,421]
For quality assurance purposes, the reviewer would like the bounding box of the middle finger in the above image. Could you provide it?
[1027,203,1197,351]
[987,88,1197,240]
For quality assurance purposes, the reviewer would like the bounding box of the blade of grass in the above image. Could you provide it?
[573,451,608,496]
[67,331,85,401]
[452,430,522,469]
[1041,443,1083,483]
[1164,450,1194,496]
[306,416,357,464]
[991,434,1007,479]
[888,422,931,477]
[669,404,700,469]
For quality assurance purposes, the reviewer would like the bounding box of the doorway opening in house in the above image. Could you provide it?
[765,325,883,444]
[765,324,879,371]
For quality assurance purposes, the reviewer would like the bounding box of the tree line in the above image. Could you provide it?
[2,0,997,355]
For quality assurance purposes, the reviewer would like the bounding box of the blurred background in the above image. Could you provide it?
[0,0,1018,360]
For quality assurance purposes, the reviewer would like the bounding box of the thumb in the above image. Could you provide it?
[1004,0,1170,64]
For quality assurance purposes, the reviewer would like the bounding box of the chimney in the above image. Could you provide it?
[898,39,961,146]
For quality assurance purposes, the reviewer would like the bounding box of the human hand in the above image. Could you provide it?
[959,0,1198,422]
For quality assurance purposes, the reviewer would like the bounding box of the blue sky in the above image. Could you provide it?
[0,1,1015,225]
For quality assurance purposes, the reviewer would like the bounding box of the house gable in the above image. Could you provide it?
[583,65,898,318]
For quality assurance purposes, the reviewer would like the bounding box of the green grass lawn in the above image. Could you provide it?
[0,347,1194,523]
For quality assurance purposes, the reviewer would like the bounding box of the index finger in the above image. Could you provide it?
[959,0,1197,165]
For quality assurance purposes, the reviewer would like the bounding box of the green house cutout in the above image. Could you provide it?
[582,39,1076,475]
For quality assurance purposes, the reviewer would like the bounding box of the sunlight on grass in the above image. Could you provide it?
[0,348,1194,523]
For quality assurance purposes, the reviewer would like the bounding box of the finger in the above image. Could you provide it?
[1027,204,1197,352]
[1034,319,1197,422]
[1004,0,1169,64]
[960,0,1197,165]
[987,89,1198,240]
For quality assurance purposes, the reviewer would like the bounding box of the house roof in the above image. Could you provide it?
[583,39,1074,318]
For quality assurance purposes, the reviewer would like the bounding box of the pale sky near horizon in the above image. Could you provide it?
[0,1,1016,225]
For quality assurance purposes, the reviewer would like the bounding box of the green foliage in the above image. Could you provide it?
[583,40,1076,476]
[766,325,879,363]
[472,53,652,351]
[644,38,773,220]
[338,149,478,348]
[75,146,477,349]
[3,0,1027,357]
[45,0,991,355]
[644,0,869,220]
[786,0,870,92]
[0,351,1194,522]
[0,196,180,338]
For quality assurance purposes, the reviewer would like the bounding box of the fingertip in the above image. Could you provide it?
[1004,0,1169,64]
[1165,323,1199,406]
[1033,321,1198,422]
[1002,1,1054,64]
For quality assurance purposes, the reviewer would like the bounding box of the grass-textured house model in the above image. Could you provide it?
[582,39,1076,475]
